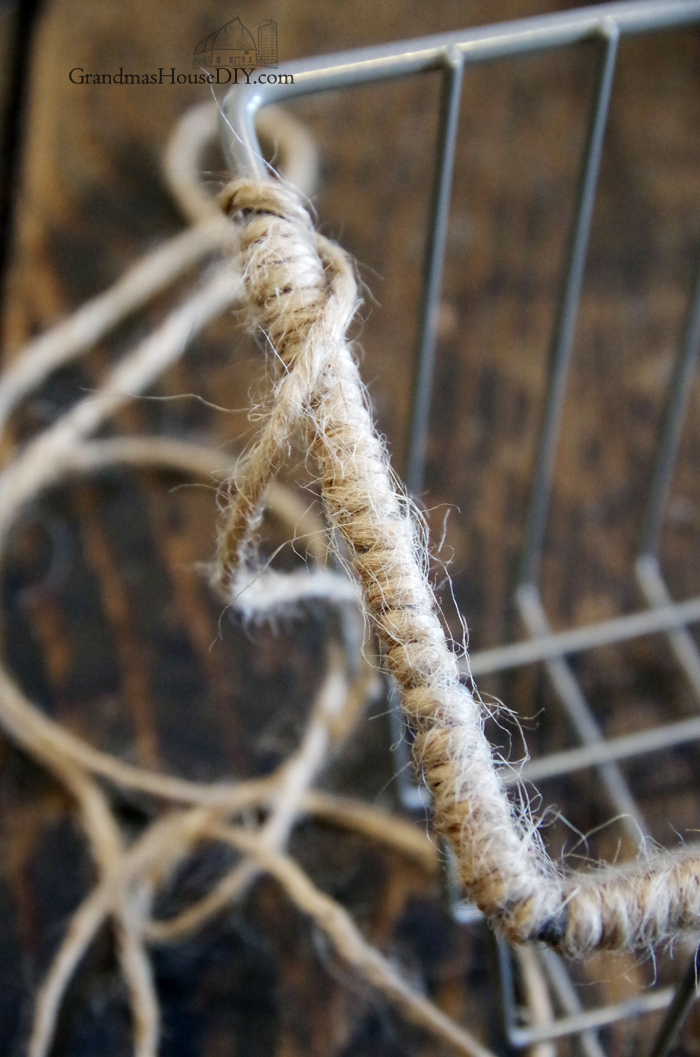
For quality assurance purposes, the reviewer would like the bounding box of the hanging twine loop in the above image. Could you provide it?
[216,176,700,958]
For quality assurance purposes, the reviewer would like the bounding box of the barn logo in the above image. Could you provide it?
[193,17,278,72]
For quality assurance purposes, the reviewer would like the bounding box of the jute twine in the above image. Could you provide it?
[216,175,700,958]
[4,98,699,1055]
[0,102,506,1056]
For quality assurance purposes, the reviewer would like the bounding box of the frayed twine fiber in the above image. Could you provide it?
[216,175,700,958]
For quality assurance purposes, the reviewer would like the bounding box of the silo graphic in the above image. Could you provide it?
[257,19,278,67]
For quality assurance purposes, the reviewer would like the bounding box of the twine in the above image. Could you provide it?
[215,175,700,958]
[5,98,695,1056]
[0,103,504,1056]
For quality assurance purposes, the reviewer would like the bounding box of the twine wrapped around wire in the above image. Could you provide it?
[0,265,489,1057]
[215,174,700,959]
[0,103,507,1057]
[4,97,699,1057]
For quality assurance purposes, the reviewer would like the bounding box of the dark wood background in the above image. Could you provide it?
[1,1,700,1054]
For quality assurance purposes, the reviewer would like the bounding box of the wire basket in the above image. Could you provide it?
[221,3,700,1054]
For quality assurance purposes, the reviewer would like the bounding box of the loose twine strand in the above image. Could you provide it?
[214,175,700,961]
[0,103,505,1057]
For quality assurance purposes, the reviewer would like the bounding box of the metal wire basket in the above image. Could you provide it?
[221,4,700,1053]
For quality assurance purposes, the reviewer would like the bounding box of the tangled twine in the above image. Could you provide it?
[215,175,700,959]
[0,103,510,1057]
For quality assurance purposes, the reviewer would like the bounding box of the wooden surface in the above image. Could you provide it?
[1,1,700,1054]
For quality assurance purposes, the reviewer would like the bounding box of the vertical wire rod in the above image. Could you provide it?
[635,555,700,701]
[638,251,700,560]
[648,948,700,1057]
[497,937,521,1045]
[537,947,606,1057]
[519,22,619,588]
[406,46,464,497]
[637,257,700,1057]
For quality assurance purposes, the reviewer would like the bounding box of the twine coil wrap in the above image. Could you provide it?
[217,176,700,958]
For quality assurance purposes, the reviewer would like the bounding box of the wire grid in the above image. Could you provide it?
[220,3,700,1054]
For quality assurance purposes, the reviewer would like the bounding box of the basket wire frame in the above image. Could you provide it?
[220,3,700,1053]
